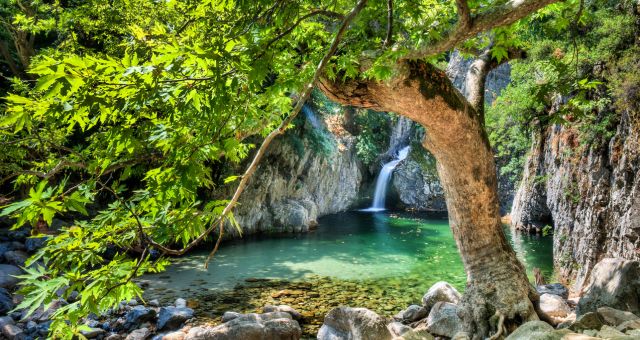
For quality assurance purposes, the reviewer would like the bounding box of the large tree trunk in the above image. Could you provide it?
[318,60,538,338]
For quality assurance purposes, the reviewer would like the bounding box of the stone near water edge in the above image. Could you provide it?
[126,327,151,340]
[393,305,428,324]
[392,326,435,340]
[221,311,242,323]
[0,288,14,315]
[387,321,412,337]
[263,305,302,321]
[175,298,187,308]
[424,302,462,338]
[569,312,605,332]
[537,283,569,299]
[157,306,194,330]
[2,324,25,339]
[504,321,555,340]
[317,307,391,340]
[577,258,640,316]
[148,299,160,307]
[597,307,640,326]
[597,325,628,338]
[3,250,29,267]
[24,235,51,253]
[125,306,157,328]
[450,331,470,340]
[81,327,107,339]
[421,282,461,313]
[0,264,22,289]
[159,330,187,340]
[0,316,14,329]
[105,333,125,340]
[539,293,571,322]
[185,312,301,340]
[617,319,640,332]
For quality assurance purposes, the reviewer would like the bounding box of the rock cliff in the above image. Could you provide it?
[511,112,640,290]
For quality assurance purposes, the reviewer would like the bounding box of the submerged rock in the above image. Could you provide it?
[263,305,302,321]
[424,302,461,338]
[421,282,461,312]
[577,258,640,315]
[317,307,391,340]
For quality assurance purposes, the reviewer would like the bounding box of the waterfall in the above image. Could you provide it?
[302,105,322,129]
[363,146,411,212]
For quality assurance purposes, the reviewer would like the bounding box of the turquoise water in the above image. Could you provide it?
[142,211,554,297]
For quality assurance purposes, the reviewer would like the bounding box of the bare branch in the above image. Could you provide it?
[402,0,561,60]
[383,0,394,47]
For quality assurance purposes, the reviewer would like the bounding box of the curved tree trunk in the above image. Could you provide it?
[318,60,538,338]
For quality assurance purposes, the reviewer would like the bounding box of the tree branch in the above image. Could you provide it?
[383,0,393,47]
[402,0,561,60]
[142,0,370,258]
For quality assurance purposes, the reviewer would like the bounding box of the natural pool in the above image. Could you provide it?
[140,211,553,336]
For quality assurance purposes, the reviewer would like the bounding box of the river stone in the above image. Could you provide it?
[597,307,639,326]
[421,282,461,312]
[617,319,640,332]
[125,306,157,328]
[393,326,434,340]
[597,325,628,338]
[2,323,25,339]
[175,298,187,308]
[82,327,106,339]
[394,305,428,323]
[425,302,461,338]
[504,321,556,340]
[539,293,571,319]
[263,305,302,320]
[126,327,151,340]
[537,283,569,299]
[25,236,51,253]
[159,331,187,340]
[387,321,412,337]
[317,307,391,340]
[569,312,604,332]
[185,312,301,340]
[3,250,29,267]
[157,306,194,330]
[221,311,242,323]
[0,288,14,315]
[0,264,22,288]
[577,258,640,316]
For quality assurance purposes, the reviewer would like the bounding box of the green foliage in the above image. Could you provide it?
[354,110,391,166]
[542,225,553,236]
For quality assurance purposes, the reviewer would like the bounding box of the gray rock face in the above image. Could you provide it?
[157,306,193,330]
[125,306,157,328]
[186,312,301,340]
[421,281,461,312]
[504,321,554,340]
[3,250,29,266]
[393,305,428,324]
[424,302,462,338]
[317,307,391,340]
[597,307,639,326]
[392,153,446,211]
[0,264,22,288]
[126,327,151,340]
[230,115,363,235]
[0,288,14,315]
[577,258,640,315]
[511,113,640,290]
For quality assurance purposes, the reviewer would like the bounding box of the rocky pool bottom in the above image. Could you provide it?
[138,211,555,337]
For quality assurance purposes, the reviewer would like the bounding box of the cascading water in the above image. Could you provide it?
[302,105,322,129]
[362,146,410,212]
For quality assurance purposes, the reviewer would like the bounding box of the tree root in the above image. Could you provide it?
[487,312,505,340]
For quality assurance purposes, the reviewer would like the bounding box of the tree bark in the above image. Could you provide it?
[318,60,538,338]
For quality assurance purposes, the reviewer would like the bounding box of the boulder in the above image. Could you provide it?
[536,283,569,299]
[0,264,22,288]
[597,325,627,338]
[2,324,25,339]
[126,327,151,340]
[393,326,434,340]
[157,306,194,330]
[185,312,301,340]
[617,319,640,332]
[504,321,555,340]
[263,305,302,321]
[569,312,604,332]
[25,236,51,253]
[393,305,428,323]
[387,321,412,337]
[0,288,14,315]
[597,307,639,326]
[0,316,13,328]
[421,282,461,312]
[424,302,461,338]
[317,307,391,340]
[125,306,157,328]
[82,327,107,339]
[577,258,640,315]
[221,311,242,323]
[539,293,571,321]
[160,331,187,340]
[3,250,29,267]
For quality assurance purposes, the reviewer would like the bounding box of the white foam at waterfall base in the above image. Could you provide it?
[361,146,410,212]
